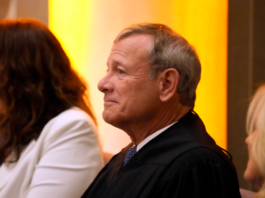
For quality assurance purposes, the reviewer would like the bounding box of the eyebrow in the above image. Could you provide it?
[107,56,128,69]
[110,59,125,67]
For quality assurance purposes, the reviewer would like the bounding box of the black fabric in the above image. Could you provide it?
[81,111,241,198]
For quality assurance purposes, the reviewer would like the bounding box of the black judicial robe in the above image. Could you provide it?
[81,111,241,198]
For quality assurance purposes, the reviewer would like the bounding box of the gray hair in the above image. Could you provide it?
[114,23,201,108]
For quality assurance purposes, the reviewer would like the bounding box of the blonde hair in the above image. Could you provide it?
[246,85,265,197]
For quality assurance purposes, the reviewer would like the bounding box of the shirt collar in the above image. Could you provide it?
[136,121,177,152]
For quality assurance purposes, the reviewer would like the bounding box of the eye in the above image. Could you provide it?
[118,69,125,74]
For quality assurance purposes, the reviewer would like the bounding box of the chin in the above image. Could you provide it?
[102,113,118,126]
[244,171,264,190]
[102,114,113,125]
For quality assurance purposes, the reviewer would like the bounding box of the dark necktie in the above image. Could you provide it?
[123,146,137,167]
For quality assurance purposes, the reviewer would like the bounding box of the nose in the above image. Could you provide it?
[98,73,113,93]
[245,135,250,145]
[245,131,257,146]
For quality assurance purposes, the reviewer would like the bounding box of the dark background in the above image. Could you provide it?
[228,0,265,190]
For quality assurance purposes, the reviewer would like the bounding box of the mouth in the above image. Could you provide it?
[104,99,118,106]
[104,101,116,104]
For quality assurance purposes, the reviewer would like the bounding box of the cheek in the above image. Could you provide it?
[118,81,146,105]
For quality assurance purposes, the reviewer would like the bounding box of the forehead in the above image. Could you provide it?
[108,34,153,64]
[114,34,153,49]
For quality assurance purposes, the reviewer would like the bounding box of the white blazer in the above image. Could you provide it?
[0,107,104,198]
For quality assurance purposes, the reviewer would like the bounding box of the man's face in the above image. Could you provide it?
[98,34,160,129]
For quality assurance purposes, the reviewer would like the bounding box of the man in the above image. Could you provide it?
[81,23,241,198]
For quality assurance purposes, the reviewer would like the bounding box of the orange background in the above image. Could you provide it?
[49,0,227,154]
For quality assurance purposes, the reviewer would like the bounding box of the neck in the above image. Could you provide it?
[125,104,191,145]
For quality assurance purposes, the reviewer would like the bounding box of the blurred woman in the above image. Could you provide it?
[245,85,265,197]
[0,19,103,198]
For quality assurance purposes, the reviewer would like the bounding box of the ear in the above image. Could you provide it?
[159,68,179,102]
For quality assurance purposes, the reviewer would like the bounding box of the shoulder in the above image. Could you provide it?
[161,147,238,184]
[151,147,241,197]
[46,107,96,130]
[40,107,98,144]
[170,147,232,169]
[52,107,95,125]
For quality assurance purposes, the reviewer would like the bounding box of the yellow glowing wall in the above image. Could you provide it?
[171,1,228,148]
[49,0,93,74]
[49,0,227,153]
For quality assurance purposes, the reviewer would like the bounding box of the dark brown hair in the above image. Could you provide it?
[0,19,96,164]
